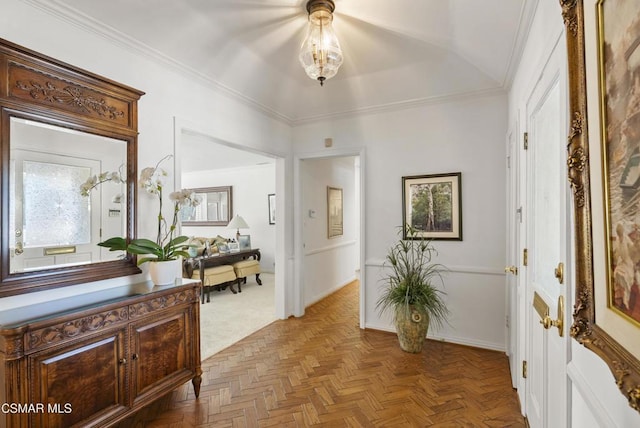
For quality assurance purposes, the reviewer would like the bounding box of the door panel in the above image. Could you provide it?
[523,37,568,428]
[29,331,127,428]
[130,309,194,406]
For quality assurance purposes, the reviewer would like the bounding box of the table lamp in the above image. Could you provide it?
[228,215,249,241]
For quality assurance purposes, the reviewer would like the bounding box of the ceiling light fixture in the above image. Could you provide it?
[299,0,343,86]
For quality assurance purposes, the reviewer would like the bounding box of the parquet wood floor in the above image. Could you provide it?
[119,281,525,427]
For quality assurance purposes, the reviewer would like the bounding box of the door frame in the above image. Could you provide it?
[293,147,366,326]
[173,116,289,319]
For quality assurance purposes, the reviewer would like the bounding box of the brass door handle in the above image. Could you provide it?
[539,296,564,337]
[504,265,518,275]
[554,262,564,284]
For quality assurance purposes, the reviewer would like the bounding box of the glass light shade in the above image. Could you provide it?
[299,4,343,86]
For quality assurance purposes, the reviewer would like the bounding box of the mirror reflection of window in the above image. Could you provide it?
[23,160,92,247]
[9,117,127,273]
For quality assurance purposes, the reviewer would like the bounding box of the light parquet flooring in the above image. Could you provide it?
[121,281,525,427]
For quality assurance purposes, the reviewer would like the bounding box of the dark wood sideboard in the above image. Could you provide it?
[0,279,202,428]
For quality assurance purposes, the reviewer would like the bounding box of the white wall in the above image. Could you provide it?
[508,0,640,426]
[182,164,276,273]
[293,92,509,351]
[0,0,292,311]
[300,157,358,306]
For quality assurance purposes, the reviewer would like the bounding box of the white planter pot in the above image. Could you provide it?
[148,259,180,286]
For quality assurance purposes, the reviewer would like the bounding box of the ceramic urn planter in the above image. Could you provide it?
[395,305,430,353]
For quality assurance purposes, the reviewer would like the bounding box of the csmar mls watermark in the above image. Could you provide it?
[1,403,72,414]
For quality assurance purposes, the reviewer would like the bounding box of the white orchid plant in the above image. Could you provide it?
[81,155,200,265]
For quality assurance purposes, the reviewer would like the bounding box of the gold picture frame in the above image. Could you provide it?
[562,0,640,412]
[327,186,343,238]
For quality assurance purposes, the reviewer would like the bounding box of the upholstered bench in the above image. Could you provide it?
[190,264,240,303]
[232,259,262,286]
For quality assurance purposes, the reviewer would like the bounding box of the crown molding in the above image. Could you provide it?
[502,0,539,90]
[21,0,296,126]
[290,87,507,126]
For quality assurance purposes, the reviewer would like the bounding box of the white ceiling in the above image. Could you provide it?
[50,0,531,125]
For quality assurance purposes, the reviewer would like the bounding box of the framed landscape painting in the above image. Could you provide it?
[327,186,343,238]
[402,172,462,241]
[268,193,275,225]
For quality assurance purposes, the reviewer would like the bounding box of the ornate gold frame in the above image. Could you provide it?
[561,0,640,412]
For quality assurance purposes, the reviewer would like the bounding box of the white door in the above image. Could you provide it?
[506,127,521,390]
[522,36,569,428]
[10,150,101,272]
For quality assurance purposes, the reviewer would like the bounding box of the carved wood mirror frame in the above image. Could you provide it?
[562,0,640,412]
[0,38,143,297]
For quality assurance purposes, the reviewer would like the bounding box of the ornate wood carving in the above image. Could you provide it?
[14,77,125,120]
[27,308,129,352]
[129,289,199,319]
[562,0,640,412]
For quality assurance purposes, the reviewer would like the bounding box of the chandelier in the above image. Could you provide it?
[299,0,343,86]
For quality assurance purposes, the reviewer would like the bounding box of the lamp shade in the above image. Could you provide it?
[228,215,249,241]
[228,215,249,230]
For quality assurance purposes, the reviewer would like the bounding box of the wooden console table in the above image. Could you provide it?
[184,249,261,300]
[0,279,202,428]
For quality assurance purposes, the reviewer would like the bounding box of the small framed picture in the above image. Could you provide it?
[228,242,239,253]
[218,243,230,254]
[268,193,276,225]
[238,235,251,250]
[327,186,343,238]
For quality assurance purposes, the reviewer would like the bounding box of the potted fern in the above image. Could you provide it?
[376,225,449,353]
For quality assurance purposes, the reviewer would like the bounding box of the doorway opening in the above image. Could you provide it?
[295,149,365,327]
[175,124,286,360]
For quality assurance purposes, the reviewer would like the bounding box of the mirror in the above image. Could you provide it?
[0,37,143,297]
[10,117,127,273]
[181,186,232,226]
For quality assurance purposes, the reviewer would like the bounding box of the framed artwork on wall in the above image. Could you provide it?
[268,193,275,225]
[563,0,640,412]
[327,186,343,238]
[402,172,462,241]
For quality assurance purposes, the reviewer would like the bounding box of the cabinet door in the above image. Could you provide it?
[28,330,127,428]
[130,307,195,406]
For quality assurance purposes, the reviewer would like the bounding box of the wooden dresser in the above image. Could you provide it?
[0,279,202,428]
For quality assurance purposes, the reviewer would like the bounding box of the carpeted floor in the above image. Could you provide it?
[199,272,276,360]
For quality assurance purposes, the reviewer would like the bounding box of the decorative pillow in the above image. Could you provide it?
[213,235,228,246]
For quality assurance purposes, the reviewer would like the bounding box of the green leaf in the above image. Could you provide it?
[127,239,162,257]
[97,237,127,252]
